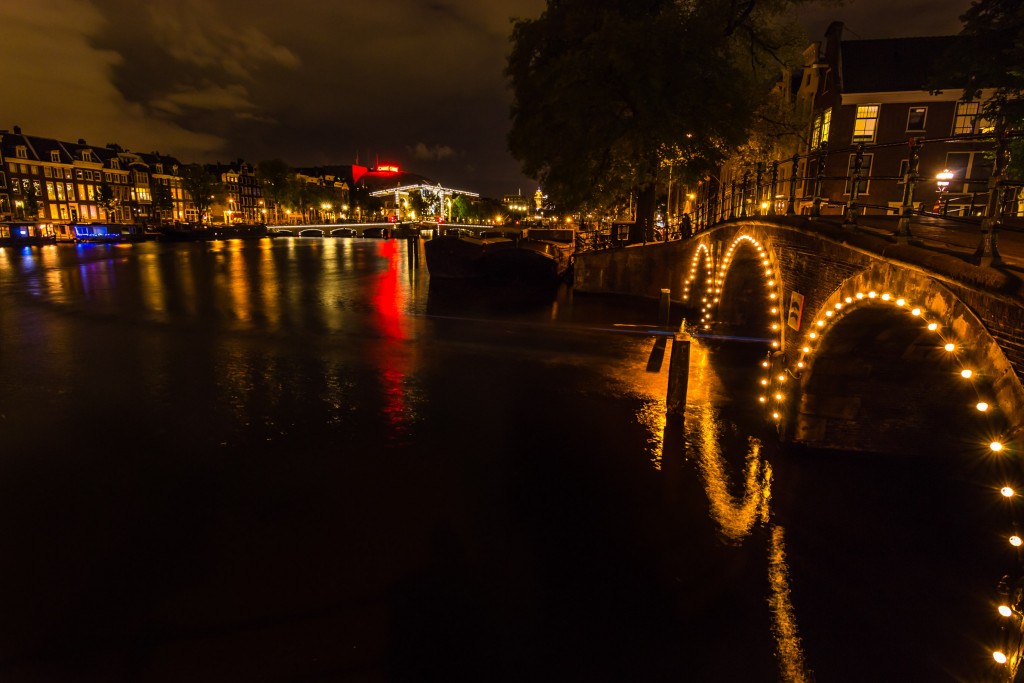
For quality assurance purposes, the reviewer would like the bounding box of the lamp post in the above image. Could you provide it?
[936,169,954,216]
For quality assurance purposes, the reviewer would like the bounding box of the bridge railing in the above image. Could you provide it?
[693,130,1024,265]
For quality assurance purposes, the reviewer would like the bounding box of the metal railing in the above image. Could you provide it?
[575,130,1022,267]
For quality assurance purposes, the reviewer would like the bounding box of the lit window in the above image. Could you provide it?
[907,107,927,131]
[811,108,832,148]
[953,101,980,135]
[853,105,880,142]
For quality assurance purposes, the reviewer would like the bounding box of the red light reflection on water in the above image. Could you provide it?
[369,239,412,435]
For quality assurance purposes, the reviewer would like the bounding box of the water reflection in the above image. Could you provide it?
[680,341,808,681]
[369,239,419,440]
[768,524,810,683]
[691,402,771,543]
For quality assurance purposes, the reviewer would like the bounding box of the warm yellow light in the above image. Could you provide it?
[944,343,956,352]
[868,291,877,298]
[1011,535,1022,546]
[762,361,770,368]
[994,650,1009,664]
[809,332,817,340]
[911,308,922,316]
[802,346,810,354]
[761,379,769,386]
[835,303,843,310]
[826,311,834,318]
[991,441,1004,452]
[759,396,767,403]
[771,307,778,314]
[817,320,825,327]
[977,402,989,412]
[797,361,805,368]
[896,298,906,306]
[999,605,1014,617]
[777,374,786,383]
[1002,487,1015,498]
[882,293,891,301]
[774,393,783,401]
[856,292,864,299]
[771,323,780,330]
[844,297,853,304]
[928,323,938,331]
[961,369,974,379]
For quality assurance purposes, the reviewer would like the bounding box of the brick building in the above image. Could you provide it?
[796,22,995,217]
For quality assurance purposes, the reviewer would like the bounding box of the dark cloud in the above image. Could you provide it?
[2,0,974,197]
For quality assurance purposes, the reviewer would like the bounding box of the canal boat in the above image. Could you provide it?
[0,221,57,246]
[210,223,269,240]
[485,227,575,285]
[154,223,211,242]
[424,229,516,279]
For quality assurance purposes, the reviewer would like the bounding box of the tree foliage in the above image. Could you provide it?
[506,0,811,239]
[942,0,1024,177]
[97,180,119,220]
[256,159,292,222]
[150,181,173,224]
[180,164,223,226]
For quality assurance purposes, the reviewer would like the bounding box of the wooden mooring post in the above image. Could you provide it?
[666,334,690,417]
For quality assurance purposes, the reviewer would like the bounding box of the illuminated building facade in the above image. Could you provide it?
[0,126,187,227]
[794,23,994,217]
[208,160,263,224]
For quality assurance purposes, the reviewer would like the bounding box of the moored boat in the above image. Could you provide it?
[485,227,575,285]
[424,229,516,279]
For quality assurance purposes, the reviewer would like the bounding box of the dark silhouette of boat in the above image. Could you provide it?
[424,229,516,279]
[485,228,575,285]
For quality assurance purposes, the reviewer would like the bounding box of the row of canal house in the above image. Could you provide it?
[714,22,1018,221]
[0,126,273,241]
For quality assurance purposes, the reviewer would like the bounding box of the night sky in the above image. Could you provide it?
[2,0,970,198]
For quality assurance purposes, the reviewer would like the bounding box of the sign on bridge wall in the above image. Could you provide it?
[787,291,804,331]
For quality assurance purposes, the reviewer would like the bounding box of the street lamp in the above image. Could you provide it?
[936,168,954,216]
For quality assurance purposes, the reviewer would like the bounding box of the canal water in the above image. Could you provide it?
[0,237,1013,682]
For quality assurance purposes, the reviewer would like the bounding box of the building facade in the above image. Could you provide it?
[796,23,995,217]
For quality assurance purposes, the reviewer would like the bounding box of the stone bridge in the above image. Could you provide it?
[575,215,1024,457]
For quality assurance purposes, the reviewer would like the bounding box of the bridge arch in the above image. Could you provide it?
[681,243,715,330]
[786,264,1023,455]
[298,228,325,237]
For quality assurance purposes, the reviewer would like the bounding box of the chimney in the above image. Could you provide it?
[14,125,22,134]
[78,138,87,145]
